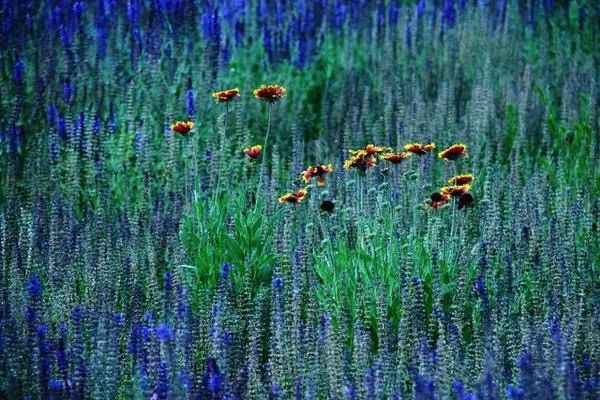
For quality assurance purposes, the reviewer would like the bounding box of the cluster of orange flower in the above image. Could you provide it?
[341,142,439,172]
[210,85,287,105]
[428,144,473,210]
[170,85,286,138]
[278,163,334,205]
[343,145,393,170]
[405,142,436,155]
[430,177,474,208]
[341,142,472,210]
[301,164,334,186]
[170,85,474,212]
[342,142,439,171]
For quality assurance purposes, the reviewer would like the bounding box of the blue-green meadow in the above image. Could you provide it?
[0,1,599,399]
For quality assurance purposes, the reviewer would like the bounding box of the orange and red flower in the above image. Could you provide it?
[429,192,450,209]
[441,184,471,197]
[448,174,474,185]
[350,144,391,156]
[253,85,286,103]
[382,152,412,164]
[243,145,262,160]
[212,88,240,103]
[438,144,467,160]
[278,188,308,204]
[301,164,333,186]
[404,142,436,155]
[171,121,194,136]
[343,151,377,171]
[344,144,392,171]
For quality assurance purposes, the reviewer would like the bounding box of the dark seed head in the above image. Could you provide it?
[320,200,335,213]
[458,192,474,210]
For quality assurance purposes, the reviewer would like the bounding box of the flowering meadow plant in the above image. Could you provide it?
[404,142,436,155]
[253,84,287,103]
[171,121,194,136]
[343,144,392,171]
[448,174,474,185]
[439,143,468,160]
[300,164,333,185]
[0,1,598,399]
[278,188,308,203]
[212,88,240,103]
[243,144,262,160]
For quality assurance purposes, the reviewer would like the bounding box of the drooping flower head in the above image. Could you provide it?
[457,192,474,210]
[382,152,412,164]
[320,200,335,213]
[441,184,471,197]
[253,84,286,103]
[278,188,308,204]
[171,121,194,136]
[438,144,467,160]
[429,192,450,209]
[243,145,262,160]
[212,88,240,103]
[404,142,436,155]
[448,174,474,185]
[301,164,333,186]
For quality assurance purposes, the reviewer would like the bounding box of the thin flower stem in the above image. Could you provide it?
[387,174,395,224]
[356,171,367,248]
[214,102,229,203]
[450,198,456,240]
[419,155,424,186]
[256,103,272,210]
[358,174,364,236]
[184,139,189,203]
[318,213,335,264]
[192,135,198,197]
[448,161,459,261]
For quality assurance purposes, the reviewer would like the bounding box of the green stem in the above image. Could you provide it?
[184,139,189,204]
[214,102,229,203]
[448,161,459,261]
[192,134,198,198]
[358,174,365,247]
[358,175,363,213]
[255,103,272,211]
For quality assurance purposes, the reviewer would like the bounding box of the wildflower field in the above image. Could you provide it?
[1,1,599,399]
